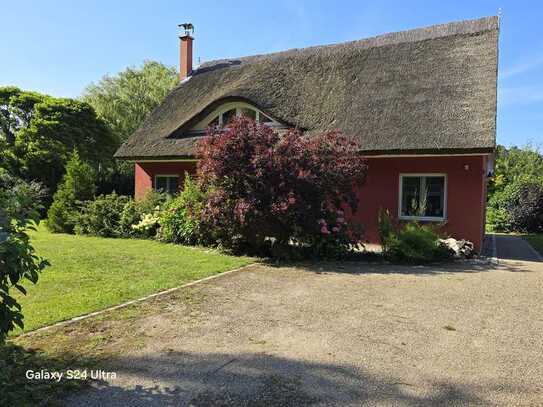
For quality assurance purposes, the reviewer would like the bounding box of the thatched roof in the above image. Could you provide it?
[115,16,499,159]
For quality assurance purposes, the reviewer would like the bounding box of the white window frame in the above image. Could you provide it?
[188,101,284,133]
[216,107,278,127]
[154,174,179,194]
[398,173,447,222]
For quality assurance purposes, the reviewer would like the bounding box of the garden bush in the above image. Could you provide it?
[487,180,543,232]
[75,192,130,237]
[196,117,368,257]
[158,174,208,244]
[46,151,96,234]
[119,190,169,238]
[377,210,450,264]
[0,171,48,341]
[386,222,451,264]
[131,209,161,238]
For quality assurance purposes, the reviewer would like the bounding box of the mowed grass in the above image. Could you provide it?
[523,234,543,256]
[13,225,253,334]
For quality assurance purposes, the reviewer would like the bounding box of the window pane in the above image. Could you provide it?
[259,113,272,123]
[423,177,444,218]
[401,177,421,216]
[240,107,257,120]
[167,176,179,194]
[155,176,179,194]
[222,109,237,125]
[155,176,168,192]
[208,116,219,127]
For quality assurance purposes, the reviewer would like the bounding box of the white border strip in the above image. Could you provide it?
[490,233,499,265]
[20,263,258,337]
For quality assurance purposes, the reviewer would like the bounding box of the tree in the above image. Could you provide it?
[0,170,48,341]
[82,60,178,143]
[0,87,116,195]
[487,180,543,233]
[47,151,96,234]
[82,60,178,194]
[196,118,368,256]
[490,144,543,195]
[0,87,43,146]
[486,144,543,232]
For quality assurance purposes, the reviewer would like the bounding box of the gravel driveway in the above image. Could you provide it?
[61,258,542,406]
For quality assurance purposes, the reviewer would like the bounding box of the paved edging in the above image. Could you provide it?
[19,263,258,337]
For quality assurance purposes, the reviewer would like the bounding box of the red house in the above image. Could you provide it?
[115,16,499,252]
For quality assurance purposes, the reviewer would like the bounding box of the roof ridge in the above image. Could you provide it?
[199,16,498,69]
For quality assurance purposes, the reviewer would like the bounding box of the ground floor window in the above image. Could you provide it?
[399,174,446,221]
[154,175,179,194]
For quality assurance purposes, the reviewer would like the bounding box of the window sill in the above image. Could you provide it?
[398,216,446,222]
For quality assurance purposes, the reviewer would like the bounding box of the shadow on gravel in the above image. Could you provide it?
[262,259,532,277]
[64,350,506,406]
[0,343,100,406]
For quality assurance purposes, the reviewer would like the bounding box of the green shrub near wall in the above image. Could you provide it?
[119,190,169,238]
[158,175,208,245]
[378,209,451,264]
[386,223,451,264]
[75,192,130,237]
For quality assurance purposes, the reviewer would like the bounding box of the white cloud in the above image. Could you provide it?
[499,86,543,106]
[500,55,543,80]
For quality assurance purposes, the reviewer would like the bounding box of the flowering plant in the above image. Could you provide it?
[132,206,161,237]
[196,117,367,256]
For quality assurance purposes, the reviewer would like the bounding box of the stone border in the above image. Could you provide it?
[19,263,258,337]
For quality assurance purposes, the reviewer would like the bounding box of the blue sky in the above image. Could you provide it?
[1,0,542,147]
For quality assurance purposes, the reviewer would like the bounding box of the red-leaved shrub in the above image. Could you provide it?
[196,117,367,256]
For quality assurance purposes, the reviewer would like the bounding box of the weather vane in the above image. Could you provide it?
[178,23,194,37]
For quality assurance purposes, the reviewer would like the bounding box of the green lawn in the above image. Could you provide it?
[523,234,543,256]
[13,225,253,334]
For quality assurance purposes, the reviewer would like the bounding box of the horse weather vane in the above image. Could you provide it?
[179,23,194,37]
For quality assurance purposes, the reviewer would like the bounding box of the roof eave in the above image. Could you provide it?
[114,146,496,161]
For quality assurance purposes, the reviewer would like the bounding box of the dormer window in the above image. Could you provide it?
[188,101,284,133]
[240,107,257,121]
[222,109,237,126]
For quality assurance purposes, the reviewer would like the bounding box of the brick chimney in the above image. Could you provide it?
[178,23,194,81]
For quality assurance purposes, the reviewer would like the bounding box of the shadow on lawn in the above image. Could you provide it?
[56,350,515,406]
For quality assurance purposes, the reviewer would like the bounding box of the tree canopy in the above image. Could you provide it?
[490,144,543,195]
[487,144,543,232]
[0,87,116,194]
[82,60,178,143]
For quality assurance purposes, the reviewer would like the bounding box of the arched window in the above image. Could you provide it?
[189,102,283,133]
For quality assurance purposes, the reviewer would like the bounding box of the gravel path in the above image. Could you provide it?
[66,259,543,406]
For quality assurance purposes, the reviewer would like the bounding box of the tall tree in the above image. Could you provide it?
[82,60,178,143]
[0,87,43,146]
[47,151,97,234]
[490,144,543,195]
[0,87,116,195]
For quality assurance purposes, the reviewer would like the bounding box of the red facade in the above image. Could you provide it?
[135,161,197,199]
[134,154,488,251]
[352,155,488,251]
